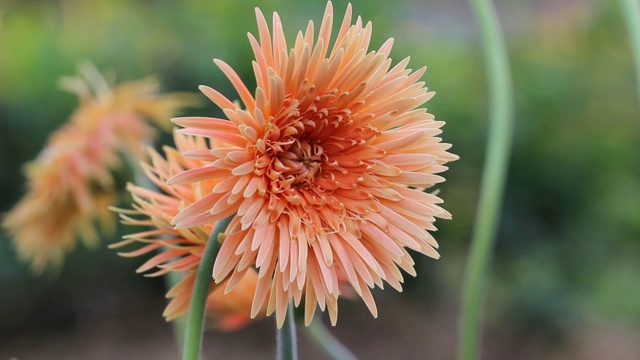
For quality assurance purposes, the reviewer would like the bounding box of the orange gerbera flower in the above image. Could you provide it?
[167,2,458,327]
[2,63,194,272]
[112,131,268,323]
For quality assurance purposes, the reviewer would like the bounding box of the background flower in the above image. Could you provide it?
[205,268,263,331]
[112,131,269,324]
[2,63,195,272]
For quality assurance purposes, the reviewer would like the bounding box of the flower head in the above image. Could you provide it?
[112,131,268,324]
[172,2,457,327]
[2,63,194,272]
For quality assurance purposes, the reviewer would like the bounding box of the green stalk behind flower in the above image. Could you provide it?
[304,317,357,360]
[277,304,298,360]
[458,0,514,359]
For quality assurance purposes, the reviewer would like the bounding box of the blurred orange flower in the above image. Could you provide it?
[167,2,458,327]
[2,63,195,273]
[205,268,262,331]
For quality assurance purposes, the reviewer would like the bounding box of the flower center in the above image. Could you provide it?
[274,138,323,189]
[260,96,361,198]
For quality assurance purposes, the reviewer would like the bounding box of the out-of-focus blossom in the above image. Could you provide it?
[112,131,268,324]
[205,268,263,331]
[2,63,195,273]
[167,2,458,327]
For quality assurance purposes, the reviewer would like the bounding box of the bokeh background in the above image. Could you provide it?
[1,0,639,359]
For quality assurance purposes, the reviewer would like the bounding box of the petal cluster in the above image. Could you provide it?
[112,131,268,323]
[169,2,458,327]
[2,64,194,272]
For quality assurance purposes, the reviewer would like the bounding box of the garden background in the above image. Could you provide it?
[1,0,639,359]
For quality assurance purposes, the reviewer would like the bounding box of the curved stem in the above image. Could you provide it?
[304,318,357,360]
[277,303,298,360]
[620,0,640,112]
[183,215,234,360]
[458,0,514,359]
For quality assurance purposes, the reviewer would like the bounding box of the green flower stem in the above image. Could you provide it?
[459,0,514,359]
[277,304,298,360]
[620,0,640,111]
[183,215,234,360]
[304,318,357,360]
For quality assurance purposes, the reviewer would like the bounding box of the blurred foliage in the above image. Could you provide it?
[1,0,639,354]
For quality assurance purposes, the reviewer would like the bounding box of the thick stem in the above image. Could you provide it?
[182,215,234,360]
[304,317,357,360]
[277,304,298,360]
[458,0,514,359]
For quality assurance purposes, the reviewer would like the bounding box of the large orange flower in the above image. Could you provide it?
[2,64,194,272]
[170,2,457,327]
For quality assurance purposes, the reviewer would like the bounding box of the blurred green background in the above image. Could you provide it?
[1,0,639,359]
